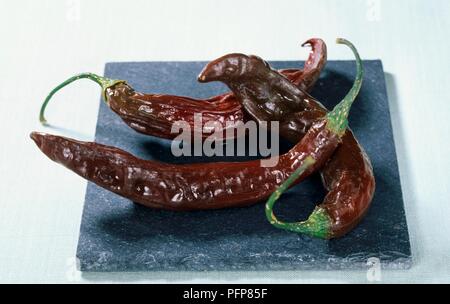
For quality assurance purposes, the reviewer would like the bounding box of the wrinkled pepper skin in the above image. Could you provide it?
[30,40,355,216]
[279,38,327,92]
[30,120,339,210]
[199,39,374,238]
[40,39,326,140]
[105,84,244,139]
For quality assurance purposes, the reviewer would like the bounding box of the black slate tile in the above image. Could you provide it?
[76,60,411,271]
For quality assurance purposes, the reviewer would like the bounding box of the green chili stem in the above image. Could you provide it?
[265,38,363,239]
[325,38,364,136]
[39,73,124,125]
[265,156,331,239]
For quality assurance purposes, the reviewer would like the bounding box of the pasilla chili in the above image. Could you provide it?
[279,38,327,92]
[198,38,373,239]
[39,39,326,140]
[30,40,358,212]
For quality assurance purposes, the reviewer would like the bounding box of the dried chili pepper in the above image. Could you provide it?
[39,39,326,140]
[30,40,358,212]
[199,38,374,239]
[279,38,327,92]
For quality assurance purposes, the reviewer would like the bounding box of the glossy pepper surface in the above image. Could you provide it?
[39,39,326,140]
[199,38,374,239]
[30,42,361,213]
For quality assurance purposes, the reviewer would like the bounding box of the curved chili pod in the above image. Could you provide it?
[30,47,360,212]
[199,39,373,239]
[279,38,327,91]
[30,119,338,211]
[39,39,326,140]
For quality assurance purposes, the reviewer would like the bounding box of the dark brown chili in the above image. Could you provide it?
[30,40,358,214]
[198,38,373,239]
[39,39,326,140]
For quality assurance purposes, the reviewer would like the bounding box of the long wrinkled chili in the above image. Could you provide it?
[198,38,374,239]
[39,39,326,140]
[30,40,359,213]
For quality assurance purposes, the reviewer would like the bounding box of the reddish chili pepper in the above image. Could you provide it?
[199,38,374,239]
[279,38,327,92]
[39,39,326,140]
[30,40,358,213]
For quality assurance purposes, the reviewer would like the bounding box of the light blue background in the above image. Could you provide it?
[0,0,449,283]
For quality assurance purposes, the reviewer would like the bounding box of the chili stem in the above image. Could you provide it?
[39,73,124,125]
[325,38,363,136]
[265,38,363,239]
[265,156,332,239]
